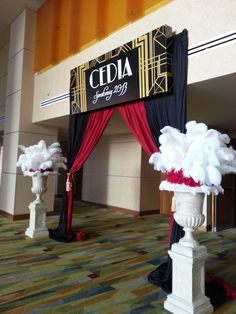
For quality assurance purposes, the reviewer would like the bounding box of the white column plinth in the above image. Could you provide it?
[164,243,213,314]
[25,202,49,238]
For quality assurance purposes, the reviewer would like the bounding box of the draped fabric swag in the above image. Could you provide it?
[49,29,188,248]
[118,101,157,156]
[67,108,115,239]
[49,101,158,242]
[49,108,115,241]
[49,112,90,242]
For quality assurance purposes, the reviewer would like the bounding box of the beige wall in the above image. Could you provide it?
[0,145,3,185]
[0,44,5,182]
[82,132,160,213]
[0,44,8,131]
[82,133,142,211]
[0,9,58,216]
[140,150,160,212]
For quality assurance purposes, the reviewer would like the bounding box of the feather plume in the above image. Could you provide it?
[149,121,236,195]
[16,140,67,176]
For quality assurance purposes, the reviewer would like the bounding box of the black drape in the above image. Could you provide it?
[145,29,188,292]
[48,112,90,242]
[145,29,188,143]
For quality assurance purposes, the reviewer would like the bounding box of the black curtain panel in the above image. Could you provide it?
[48,112,90,242]
[145,29,188,292]
[68,112,90,170]
[145,29,188,144]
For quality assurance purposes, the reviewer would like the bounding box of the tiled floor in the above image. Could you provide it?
[0,201,236,313]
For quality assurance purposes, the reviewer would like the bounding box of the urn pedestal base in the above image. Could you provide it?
[25,202,48,239]
[164,243,213,314]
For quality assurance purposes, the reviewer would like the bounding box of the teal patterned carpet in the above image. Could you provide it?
[0,201,236,313]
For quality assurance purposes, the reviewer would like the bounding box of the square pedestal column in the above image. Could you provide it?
[25,202,49,238]
[164,243,213,314]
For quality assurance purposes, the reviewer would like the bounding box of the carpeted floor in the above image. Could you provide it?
[0,201,236,313]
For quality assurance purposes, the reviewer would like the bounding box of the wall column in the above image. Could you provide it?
[0,9,57,218]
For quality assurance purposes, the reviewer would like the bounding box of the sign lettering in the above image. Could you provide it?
[70,25,172,114]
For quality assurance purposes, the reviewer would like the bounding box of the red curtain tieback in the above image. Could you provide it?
[66,173,73,192]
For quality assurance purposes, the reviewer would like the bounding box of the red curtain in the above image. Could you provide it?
[118,101,158,156]
[67,107,115,233]
[66,101,157,239]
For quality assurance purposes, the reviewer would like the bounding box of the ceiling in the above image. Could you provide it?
[0,0,45,48]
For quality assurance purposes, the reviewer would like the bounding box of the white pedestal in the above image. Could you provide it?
[164,243,213,314]
[25,202,49,238]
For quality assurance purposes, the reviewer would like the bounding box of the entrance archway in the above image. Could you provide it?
[49,29,188,244]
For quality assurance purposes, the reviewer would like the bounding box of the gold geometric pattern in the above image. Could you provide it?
[133,26,173,98]
[70,25,172,114]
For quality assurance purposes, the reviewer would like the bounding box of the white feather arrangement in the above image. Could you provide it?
[149,121,236,195]
[16,140,67,176]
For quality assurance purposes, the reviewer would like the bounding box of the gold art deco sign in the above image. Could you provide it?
[70,25,173,114]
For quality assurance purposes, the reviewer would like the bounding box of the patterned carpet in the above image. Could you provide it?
[0,201,236,314]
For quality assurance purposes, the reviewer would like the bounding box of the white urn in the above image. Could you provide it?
[31,175,48,204]
[174,191,205,249]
